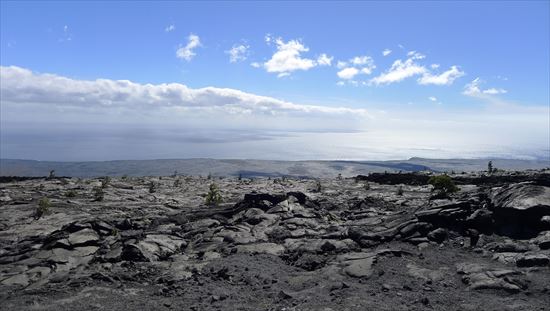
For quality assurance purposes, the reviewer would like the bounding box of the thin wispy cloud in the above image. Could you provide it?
[176,34,201,61]
[382,49,392,56]
[418,65,465,85]
[58,25,72,42]
[463,78,507,97]
[165,24,175,32]
[226,43,250,63]
[370,58,426,85]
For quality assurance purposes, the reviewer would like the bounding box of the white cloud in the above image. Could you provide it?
[430,64,440,69]
[336,56,376,83]
[370,58,426,85]
[418,65,465,85]
[382,49,392,56]
[226,44,249,63]
[250,62,261,68]
[176,34,201,61]
[165,24,175,32]
[407,51,425,60]
[0,66,369,119]
[262,37,317,76]
[336,61,348,69]
[337,67,359,80]
[463,78,508,97]
[317,53,333,66]
[483,88,508,95]
[59,25,72,42]
[350,56,372,66]
[428,96,437,102]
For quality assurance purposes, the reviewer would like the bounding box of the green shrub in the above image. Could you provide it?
[314,180,322,192]
[101,176,111,188]
[92,186,104,201]
[173,178,182,187]
[65,190,77,198]
[35,198,51,219]
[396,186,404,196]
[364,182,371,190]
[428,175,459,195]
[148,181,158,193]
[205,183,222,207]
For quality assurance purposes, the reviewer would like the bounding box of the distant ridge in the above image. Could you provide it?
[1,158,548,178]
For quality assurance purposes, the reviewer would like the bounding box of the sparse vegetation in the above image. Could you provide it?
[205,183,222,207]
[364,182,371,190]
[35,197,51,219]
[65,189,77,198]
[488,161,494,174]
[101,176,111,188]
[396,185,404,196]
[173,178,182,187]
[121,174,128,180]
[313,180,322,192]
[47,170,55,180]
[149,181,158,193]
[92,186,104,201]
[428,174,459,196]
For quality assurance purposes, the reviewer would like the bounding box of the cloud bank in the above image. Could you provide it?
[0,66,369,120]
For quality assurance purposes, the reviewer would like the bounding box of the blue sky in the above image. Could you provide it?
[1,1,549,161]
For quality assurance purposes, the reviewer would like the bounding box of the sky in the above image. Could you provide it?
[1,1,549,161]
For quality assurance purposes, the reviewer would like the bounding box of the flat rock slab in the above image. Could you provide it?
[343,257,375,278]
[68,229,100,246]
[236,243,285,256]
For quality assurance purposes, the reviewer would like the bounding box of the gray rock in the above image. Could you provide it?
[235,243,285,256]
[67,228,100,246]
[516,253,550,267]
[427,228,448,243]
[343,257,375,278]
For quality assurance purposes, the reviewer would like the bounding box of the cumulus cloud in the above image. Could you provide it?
[463,78,508,97]
[370,58,426,85]
[176,34,201,61]
[382,49,392,56]
[336,56,376,83]
[428,96,437,102]
[226,44,249,63]
[0,66,369,120]
[317,53,333,66]
[418,65,465,85]
[165,24,175,32]
[262,36,317,77]
[337,67,359,80]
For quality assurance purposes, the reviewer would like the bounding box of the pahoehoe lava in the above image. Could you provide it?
[1,170,550,310]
